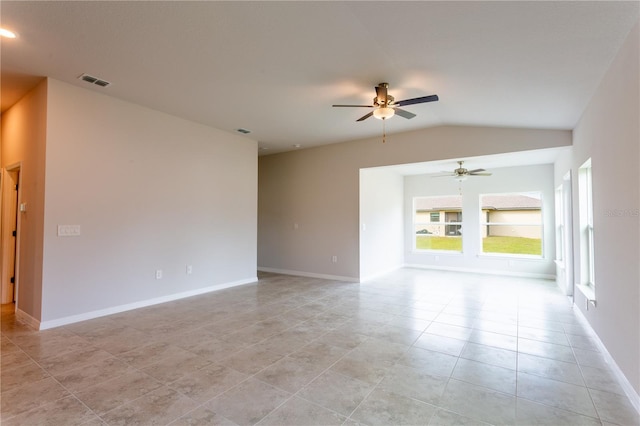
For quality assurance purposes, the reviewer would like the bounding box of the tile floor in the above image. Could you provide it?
[1,269,638,425]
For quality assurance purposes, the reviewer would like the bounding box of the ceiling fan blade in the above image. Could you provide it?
[393,108,416,119]
[395,94,439,107]
[356,111,374,122]
[467,168,486,173]
[332,104,374,108]
[469,172,492,176]
[375,84,388,105]
[430,173,456,178]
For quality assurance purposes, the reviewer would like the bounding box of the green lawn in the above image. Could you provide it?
[416,235,541,255]
[483,236,541,255]
[416,236,462,251]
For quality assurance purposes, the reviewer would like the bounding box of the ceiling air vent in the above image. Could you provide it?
[78,73,111,88]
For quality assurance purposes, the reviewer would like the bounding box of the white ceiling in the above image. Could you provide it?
[1,1,638,156]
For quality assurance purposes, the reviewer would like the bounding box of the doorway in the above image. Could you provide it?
[1,165,21,305]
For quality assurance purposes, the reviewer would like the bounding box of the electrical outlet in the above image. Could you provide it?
[186,265,193,275]
[156,270,163,279]
[332,255,338,263]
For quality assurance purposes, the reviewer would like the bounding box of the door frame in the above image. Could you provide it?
[1,163,22,306]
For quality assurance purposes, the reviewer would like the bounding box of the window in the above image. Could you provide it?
[555,185,564,263]
[414,195,463,252]
[578,159,595,288]
[480,192,543,256]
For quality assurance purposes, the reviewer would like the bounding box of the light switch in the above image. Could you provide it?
[57,225,81,237]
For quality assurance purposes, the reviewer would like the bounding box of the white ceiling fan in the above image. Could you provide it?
[431,161,492,181]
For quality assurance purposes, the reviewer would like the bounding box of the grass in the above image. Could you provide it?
[416,236,462,251]
[483,236,541,255]
[416,235,541,255]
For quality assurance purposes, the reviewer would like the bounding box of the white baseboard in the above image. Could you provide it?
[403,263,555,280]
[257,267,359,283]
[39,277,257,330]
[573,305,640,414]
[16,308,41,330]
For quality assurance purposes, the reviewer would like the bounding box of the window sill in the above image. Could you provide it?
[477,253,544,261]
[576,283,596,302]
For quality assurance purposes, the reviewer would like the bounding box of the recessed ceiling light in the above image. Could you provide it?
[0,28,17,39]
[293,144,301,148]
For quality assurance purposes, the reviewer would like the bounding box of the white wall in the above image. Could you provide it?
[40,79,258,325]
[404,164,556,278]
[258,125,570,281]
[557,21,639,397]
[359,168,404,280]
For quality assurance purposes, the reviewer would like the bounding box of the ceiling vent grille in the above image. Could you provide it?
[79,73,111,88]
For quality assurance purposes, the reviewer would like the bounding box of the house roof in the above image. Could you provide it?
[482,195,542,210]
[1,2,638,155]
[416,194,541,211]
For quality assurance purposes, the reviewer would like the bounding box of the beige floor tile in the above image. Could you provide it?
[439,379,516,425]
[206,377,291,425]
[256,356,325,393]
[219,345,283,375]
[141,350,213,384]
[516,372,597,418]
[0,358,50,392]
[2,270,637,426]
[1,396,99,426]
[101,386,198,425]
[298,370,375,417]
[169,363,249,403]
[170,406,239,425]
[378,363,448,405]
[0,377,70,421]
[258,396,345,426]
[350,388,437,426]
[515,398,602,426]
[55,356,135,392]
[74,370,164,416]
[428,408,492,425]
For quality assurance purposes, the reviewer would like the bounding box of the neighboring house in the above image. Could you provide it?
[481,194,542,239]
[415,194,542,239]
[415,196,462,236]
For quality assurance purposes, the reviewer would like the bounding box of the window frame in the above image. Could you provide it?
[479,191,544,258]
[578,159,595,289]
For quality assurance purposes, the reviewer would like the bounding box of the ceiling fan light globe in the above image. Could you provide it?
[373,107,395,120]
[456,175,468,182]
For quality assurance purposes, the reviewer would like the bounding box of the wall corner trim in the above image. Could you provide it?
[38,277,258,330]
[15,309,41,330]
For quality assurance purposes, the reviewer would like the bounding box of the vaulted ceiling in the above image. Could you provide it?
[2,1,638,155]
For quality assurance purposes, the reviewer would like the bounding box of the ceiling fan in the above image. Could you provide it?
[332,82,439,122]
[431,161,492,181]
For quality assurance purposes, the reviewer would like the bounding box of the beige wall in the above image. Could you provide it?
[0,80,48,321]
[259,126,570,280]
[38,79,257,325]
[1,78,258,327]
[559,21,639,397]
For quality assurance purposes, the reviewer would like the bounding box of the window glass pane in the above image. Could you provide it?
[480,192,542,257]
[414,195,463,252]
[579,159,595,287]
